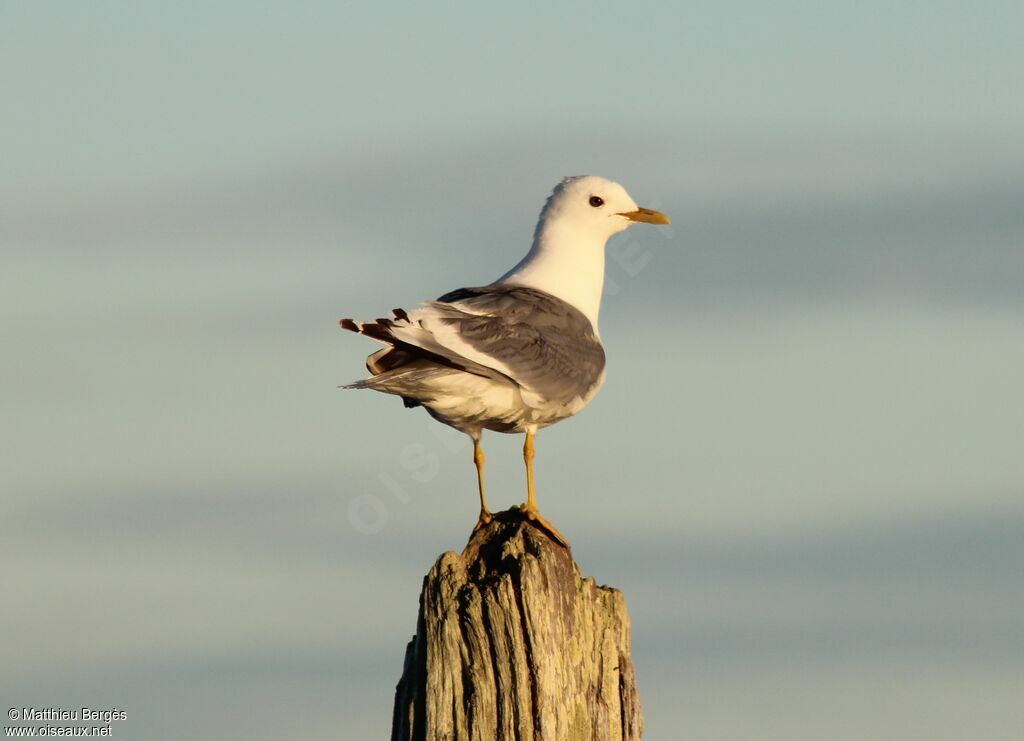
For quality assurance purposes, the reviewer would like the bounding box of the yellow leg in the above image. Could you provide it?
[472,438,493,530]
[524,431,537,511]
[520,431,569,547]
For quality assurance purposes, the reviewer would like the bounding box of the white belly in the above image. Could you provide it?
[422,369,605,435]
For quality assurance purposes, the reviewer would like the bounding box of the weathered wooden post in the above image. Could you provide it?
[391,509,643,740]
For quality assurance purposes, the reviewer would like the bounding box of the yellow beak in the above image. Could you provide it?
[618,207,670,225]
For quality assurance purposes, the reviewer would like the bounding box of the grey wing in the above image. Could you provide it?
[429,285,606,406]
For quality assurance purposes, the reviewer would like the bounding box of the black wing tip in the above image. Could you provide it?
[342,312,409,334]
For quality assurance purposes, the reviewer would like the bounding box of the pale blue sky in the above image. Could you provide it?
[3,3,1023,739]
[4,1,1024,196]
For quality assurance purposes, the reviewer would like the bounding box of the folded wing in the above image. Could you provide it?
[340,284,605,409]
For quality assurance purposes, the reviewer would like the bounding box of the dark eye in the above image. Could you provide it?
[589,196,604,207]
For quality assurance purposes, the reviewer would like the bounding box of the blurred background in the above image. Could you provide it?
[3,2,1022,739]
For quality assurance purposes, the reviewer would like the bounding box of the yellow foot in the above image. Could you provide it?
[473,510,494,532]
[519,504,570,548]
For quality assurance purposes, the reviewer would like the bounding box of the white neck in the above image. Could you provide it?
[496,219,607,329]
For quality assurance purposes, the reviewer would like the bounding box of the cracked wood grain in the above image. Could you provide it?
[391,510,643,741]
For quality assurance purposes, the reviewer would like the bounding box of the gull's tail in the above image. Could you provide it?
[339,308,419,377]
[339,307,495,380]
[338,308,487,409]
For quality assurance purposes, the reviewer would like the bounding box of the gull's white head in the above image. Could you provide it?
[534,175,670,243]
[498,175,670,328]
